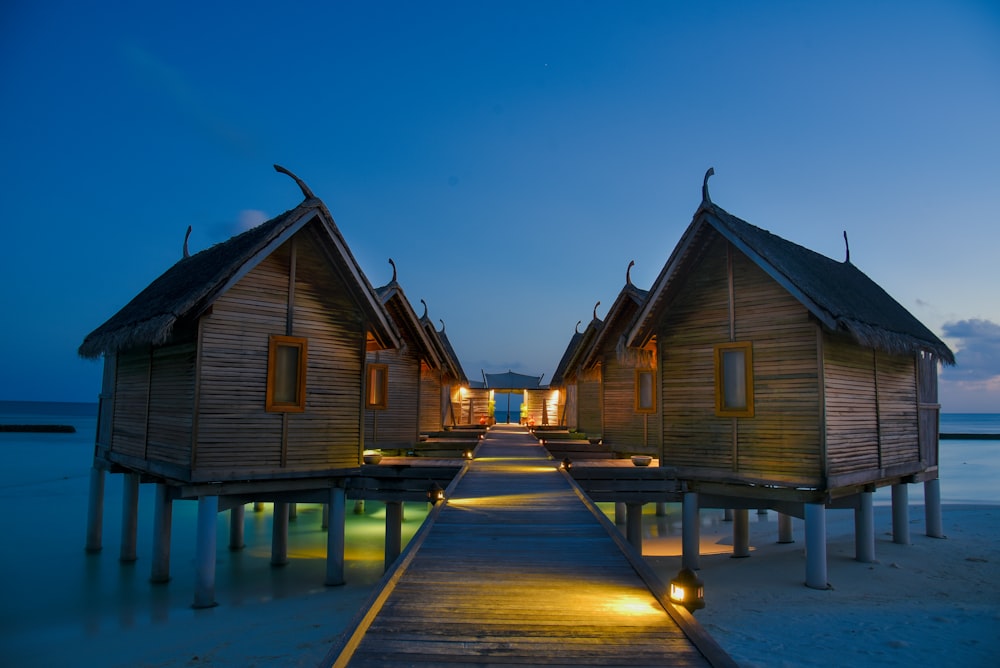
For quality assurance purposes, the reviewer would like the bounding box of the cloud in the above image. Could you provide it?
[941,318,1000,380]
[237,209,268,232]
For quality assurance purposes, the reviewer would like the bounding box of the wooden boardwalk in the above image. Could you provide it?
[325,425,734,667]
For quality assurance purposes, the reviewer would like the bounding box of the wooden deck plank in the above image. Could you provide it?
[326,425,735,668]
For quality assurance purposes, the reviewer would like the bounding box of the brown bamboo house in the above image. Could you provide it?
[625,170,954,585]
[419,312,469,429]
[75,167,477,606]
[365,261,449,448]
[554,306,605,434]
[577,261,659,455]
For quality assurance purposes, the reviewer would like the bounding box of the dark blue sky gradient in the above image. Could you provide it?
[2,1,998,410]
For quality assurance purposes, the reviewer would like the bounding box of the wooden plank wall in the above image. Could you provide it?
[824,335,879,474]
[111,351,152,460]
[418,362,442,434]
[145,343,196,466]
[875,351,919,468]
[365,347,421,447]
[576,377,602,435]
[658,237,822,482]
[917,352,939,467]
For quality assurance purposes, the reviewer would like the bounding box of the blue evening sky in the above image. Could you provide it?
[2,1,998,412]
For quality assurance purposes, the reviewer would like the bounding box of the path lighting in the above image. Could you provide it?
[669,568,705,612]
[462,448,474,460]
[558,457,572,471]
[427,482,445,504]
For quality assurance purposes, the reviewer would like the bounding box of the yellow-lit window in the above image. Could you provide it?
[367,364,388,409]
[714,342,754,417]
[635,369,656,413]
[266,335,307,412]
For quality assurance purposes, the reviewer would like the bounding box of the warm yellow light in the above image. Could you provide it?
[459,386,467,398]
[669,582,687,603]
[605,595,662,617]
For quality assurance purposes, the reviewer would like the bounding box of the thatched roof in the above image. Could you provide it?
[580,274,650,371]
[628,196,955,364]
[79,192,399,359]
[376,279,444,369]
[419,312,468,385]
[555,315,604,384]
[550,328,584,386]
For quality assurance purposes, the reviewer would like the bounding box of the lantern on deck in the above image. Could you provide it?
[669,567,705,611]
[462,448,474,460]
[427,482,445,504]
[558,457,572,471]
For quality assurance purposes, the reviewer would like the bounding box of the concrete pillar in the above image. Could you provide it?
[271,501,289,566]
[777,513,794,544]
[193,495,218,608]
[626,503,643,552]
[321,503,330,530]
[85,467,105,553]
[655,502,668,517]
[855,491,875,563]
[120,472,140,563]
[614,501,626,525]
[732,508,750,558]
[757,508,768,516]
[253,501,264,512]
[891,483,910,545]
[681,492,700,571]
[229,504,245,551]
[288,503,297,521]
[325,487,346,586]
[385,501,403,572]
[354,499,366,515]
[804,503,828,589]
[924,478,944,538]
[723,508,733,522]
[150,483,173,583]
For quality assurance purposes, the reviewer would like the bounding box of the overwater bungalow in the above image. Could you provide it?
[576,261,659,455]
[365,261,449,449]
[76,167,465,606]
[625,171,954,585]
[553,307,605,435]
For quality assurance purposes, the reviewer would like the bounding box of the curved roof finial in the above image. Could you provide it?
[183,225,192,259]
[626,260,635,286]
[273,164,316,200]
[388,258,397,282]
[420,298,428,319]
[843,231,851,264]
[702,167,715,203]
[438,318,446,334]
[593,301,601,320]
[575,320,582,334]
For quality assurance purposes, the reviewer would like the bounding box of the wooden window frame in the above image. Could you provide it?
[266,335,308,412]
[366,363,389,409]
[714,341,754,418]
[634,368,656,413]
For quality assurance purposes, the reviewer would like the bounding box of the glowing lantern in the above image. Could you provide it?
[427,482,445,504]
[669,567,705,611]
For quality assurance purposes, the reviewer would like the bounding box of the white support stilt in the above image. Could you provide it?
[354,499,366,515]
[229,504,245,551]
[325,487,346,586]
[855,491,875,563]
[732,508,749,558]
[120,472,140,563]
[626,503,643,552]
[891,483,910,545]
[777,513,794,544]
[193,495,219,608]
[322,503,330,530]
[85,467,105,553]
[924,478,944,538]
[288,503,297,521]
[614,501,626,525]
[655,502,668,517]
[150,483,173,583]
[681,492,700,571]
[723,508,733,522]
[385,501,403,572]
[804,502,828,589]
[271,501,289,566]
